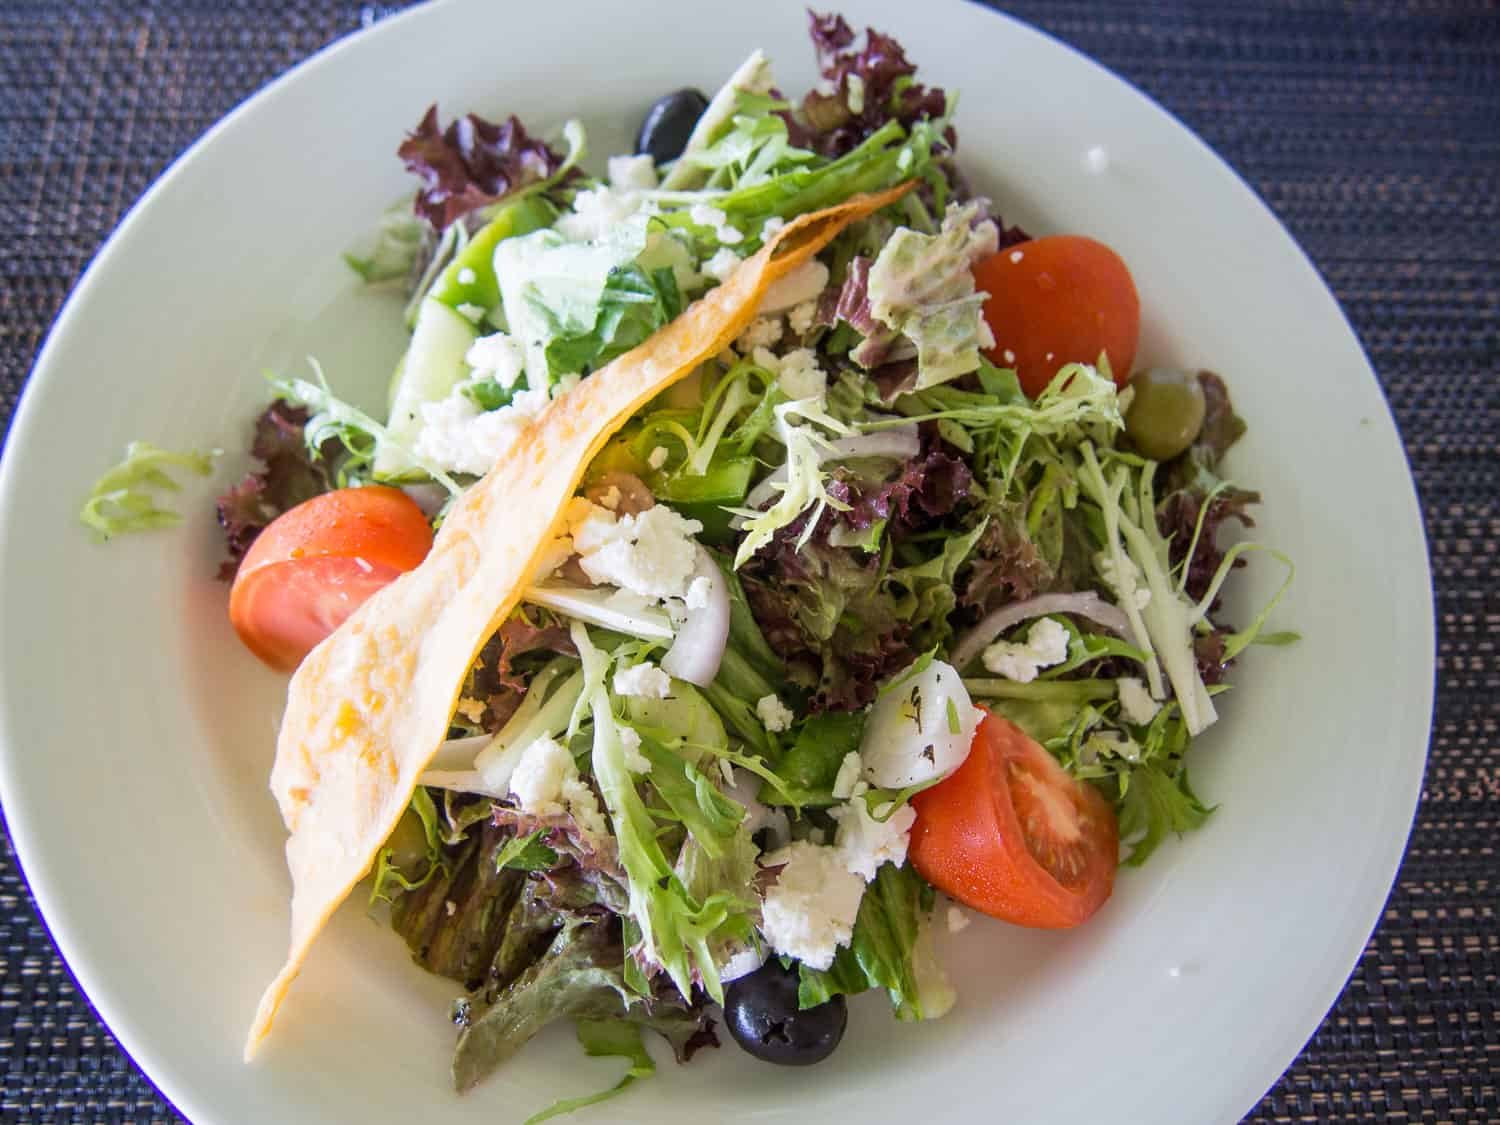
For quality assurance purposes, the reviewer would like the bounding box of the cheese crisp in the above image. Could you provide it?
[246,184,913,1058]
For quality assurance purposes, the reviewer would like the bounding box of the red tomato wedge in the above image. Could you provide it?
[974,235,1140,398]
[228,486,433,672]
[910,711,1118,928]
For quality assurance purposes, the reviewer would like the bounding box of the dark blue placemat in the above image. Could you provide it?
[2,2,1495,1121]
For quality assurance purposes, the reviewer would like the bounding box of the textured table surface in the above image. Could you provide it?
[1,1,1496,1121]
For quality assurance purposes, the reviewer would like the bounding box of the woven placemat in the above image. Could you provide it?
[1,1,1495,1121]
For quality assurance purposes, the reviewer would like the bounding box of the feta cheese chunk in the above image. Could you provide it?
[981,617,1071,683]
[1116,676,1161,725]
[831,797,916,881]
[618,726,652,774]
[736,315,783,354]
[571,502,704,601]
[412,383,551,477]
[509,736,608,841]
[613,662,672,700]
[608,153,658,191]
[689,203,743,244]
[756,694,795,733]
[702,247,743,282]
[860,658,980,788]
[759,841,866,970]
[775,348,827,400]
[831,752,863,800]
[787,299,819,338]
[720,944,767,983]
[947,904,972,933]
[464,331,526,389]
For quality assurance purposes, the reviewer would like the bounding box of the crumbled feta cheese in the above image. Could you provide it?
[509,736,574,814]
[454,697,486,724]
[1096,551,1152,610]
[465,332,526,389]
[685,575,712,610]
[445,900,457,917]
[831,797,916,882]
[759,259,830,315]
[1117,676,1161,725]
[831,752,863,800]
[775,348,826,400]
[597,484,622,511]
[736,315,783,354]
[897,148,914,172]
[618,726,652,774]
[981,617,1071,683]
[702,247,743,282]
[551,372,581,398]
[759,841,866,970]
[413,384,551,476]
[456,302,487,323]
[574,503,704,600]
[947,904,972,933]
[760,216,786,242]
[787,299,819,338]
[511,736,611,841]
[613,662,672,700]
[689,203,742,244]
[457,267,477,286]
[756,694,795,733]
[608,153,658,191]
[1010,250,1025,264]
[720,944,767,983]
[646,447,669,472]
[1003,348,1016,365]
[555,185,654,244]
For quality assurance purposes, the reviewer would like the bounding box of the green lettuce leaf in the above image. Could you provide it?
[523,1019,656,1125]
[79,441,217,542]
[797,863,952,1021]
[452,915,633,1093]
[1117,763,1213,867]
[865,202,998,389]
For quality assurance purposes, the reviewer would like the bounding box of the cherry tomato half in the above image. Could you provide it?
[975,234,1140,398]
[910,711,1118,928]
[228,486,432,672]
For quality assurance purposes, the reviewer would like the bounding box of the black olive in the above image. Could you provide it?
[724,959,847,1066]
[636,88,710,164]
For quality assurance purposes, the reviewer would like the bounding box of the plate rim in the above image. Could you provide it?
[0,2,1435,1122]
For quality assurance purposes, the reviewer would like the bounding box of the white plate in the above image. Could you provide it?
[0,1,1432,1122]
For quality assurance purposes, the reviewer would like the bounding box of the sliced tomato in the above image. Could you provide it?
[974,234,1140,398]
[228,486,433,672]
[910,710,1117,928]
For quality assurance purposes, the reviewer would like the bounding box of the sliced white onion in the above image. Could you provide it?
[426,733,491,773]
[417,769,508,799]
[525,583,675,640]
[661,548,730,687]
[860,658,980,788]
[950,592,1134,671]
[734,425,922,527]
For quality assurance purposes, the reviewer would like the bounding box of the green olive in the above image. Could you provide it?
[1124,368,1207,460]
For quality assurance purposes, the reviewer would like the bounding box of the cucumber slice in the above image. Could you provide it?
[375,297,476,479]
[375,196,557,480]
